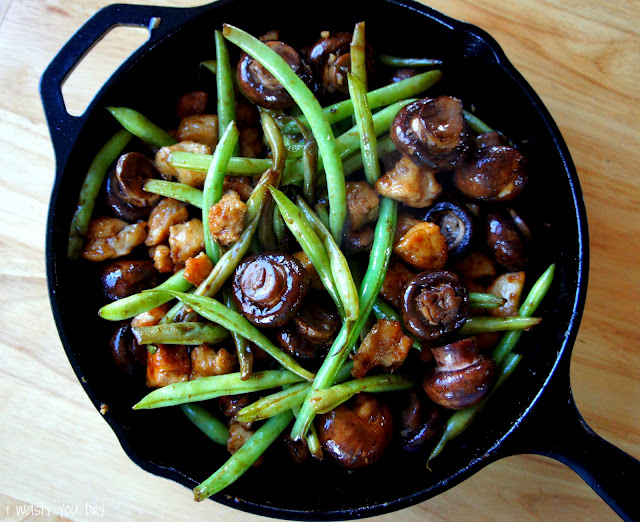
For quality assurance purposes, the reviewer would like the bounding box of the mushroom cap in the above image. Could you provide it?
[110,323,147,376]
[486,209,530,271]
[424,201,476,259]
[399,390,443,451]
[101,260,160,301]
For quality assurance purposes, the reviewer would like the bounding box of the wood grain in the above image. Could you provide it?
[0,0,638,520]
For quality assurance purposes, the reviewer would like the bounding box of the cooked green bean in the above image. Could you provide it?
[302,139,319,205]
[215,30,237,152]
[469,292,507,308]
[463,110,493,135]
[281,70,442,134]
[341,134,396,178]
[201,59,217,73]
[493,264,555,366]
[459,316,541,335]
[145,290,315,382]
[193,410,293,501]
[144,179,203,208]
[258,196,278,251]
[106,107,176,148]
[272,204,287,247]
[314,203,330,229]
[428,352,523,463]
[203,121,239,263]
[260,111,287,174]
[68,129,132,260]
[180,404,229,445]
[169,151,295,176]
[379,54,443,67]
[347,73,380,185]
[223,24,346,242]
[132,322,228,345]
[246,168,279,222]
[312,374,416,414]
[134,370,306,410]
[99,270,191,321]
[223,288,253,380]
[350,22,368,90]
[372,298,421,351]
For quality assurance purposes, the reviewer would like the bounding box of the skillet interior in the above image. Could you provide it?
[45,0,587,518]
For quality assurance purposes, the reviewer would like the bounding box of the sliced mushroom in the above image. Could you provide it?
[232,252,308,327]
[390,68,418,83]
[101,260,160,301]
[317,393,393,469]
[486,209,530,271]
[399,390,443,451]
[293,302,341,346]
[237,41,314,109]
[401,270,469,341]
[306,32,354,95]
[110,323,147,376]
[391,96,470,171]
[423,337,497,409]
[424,201,475,259]
[474,130,508,150]
[453,145,527,201]
[275,327,320,361]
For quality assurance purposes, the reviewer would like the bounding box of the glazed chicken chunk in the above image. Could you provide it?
[81,217,147,262]
[168,218,205,268]
[146,345,191,388]
[208,190,247,246]
[189,345,237,380]
[146,198,189,246]
[375,155,442,208]
[183,252,214,286]
[345,181,380,230]
[154,141,212,188]
[351,319,412,378]
[176,114,219,149]
[394,221,448,270]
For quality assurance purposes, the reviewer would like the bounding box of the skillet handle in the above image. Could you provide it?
[497,361,640,521]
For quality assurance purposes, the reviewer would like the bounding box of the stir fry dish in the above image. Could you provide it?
[69,23,554,501]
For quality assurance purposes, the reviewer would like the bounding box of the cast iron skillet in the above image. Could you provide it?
[41,0,640,519]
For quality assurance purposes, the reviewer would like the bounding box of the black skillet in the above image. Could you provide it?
[41,0,640,519]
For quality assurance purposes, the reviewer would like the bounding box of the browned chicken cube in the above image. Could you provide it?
[379,260,415,309]
[82,217,147,262]
[149,244,174,273]
[154,141,211,188]
[352,320,412,378]
[346,181,379,230]
[375,155,442,208]
[169,218,205,268]
[190,345,237,380]
[131,304,170,328]
[487,271,526,317]
[223,176,253,201]
[393,221,448,270]
[183,252,214,287]
[176,90,208,119]
[208,190,247,246]
[146,345,191,388]
[176,114,219,149]
[146,198,189,246]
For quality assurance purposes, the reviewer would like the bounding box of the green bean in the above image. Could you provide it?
[106,107,176,148]
[132,322,228,345]
[214,30,237,153]
[372,298,421,351]
[272,204,287,247]
[144,179,203,208]
[68,129,132,260]
[145,290,314,382]
[258,196,278,251]
[350,22,368,90]
[99,269,191,321]
[169,152,292,176]
[180,404,229,445]
[200,59,217,73]
[246,169,279,223]
[260,111,286,174]
[193,410,293,501]
[493,264,555,366]
[269,187,344,317]
[302,139,319,205]
[223,24,346,242]
[379,54,443,67]
[341,134,396,178]
[236,362,354,423]
[223,288,254,380]
[463,110,493,135]
[133,370,306,410]
[469,292,507,308]
[312,374,416,414]
[347,73,380,186]
[459,316,541,335]
[281,70,442,134]
[296,196,359,321]
[314,203,330,229]
[428,352,523,463]
[203,121,239,263]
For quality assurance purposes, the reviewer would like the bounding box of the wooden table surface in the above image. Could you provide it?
[1,0,638,520]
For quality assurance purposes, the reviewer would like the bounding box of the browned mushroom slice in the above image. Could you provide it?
[274,327,319,361]
[474,130,508,150]
[306,31,353,95]
[101,260,160,301]
[399,390,444,451]
[391,96,470,171]
[486,209,530,270]
[232,252,308,328]
[423,337,497,409]
[401,270,469,342]
[351,319,412,378]
[237,41,314,109]
[293,301,341,346]
[317,394,393,469]
[454,145,527,201]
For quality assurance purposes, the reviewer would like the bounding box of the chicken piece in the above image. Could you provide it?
[375,155,442,208]
[154,141,212,188]
[183,252,213,287]
[227,420,263,465]
[351,319,412,378]
[82,217,147,262]
[169,218,205,268]
[487,271,526,318]
[239,127,262,158]
[149,244,174,273]
[223,176,253,201]
[394,213,423,243]
[176,90,208,119]
[176,114,219,149]
[455,251,497,285]
[146,345,191,388]
[131,303,170,328]
[189,345,237,380]
[394,221,448,270]
[235,98,260,129]
[293,251,323,290]
[146,198,189,246]
[208,191,247,246]
[379,260,415,309]
[346,181,379,231]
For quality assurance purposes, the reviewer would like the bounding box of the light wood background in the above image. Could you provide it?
[1,0,638,520]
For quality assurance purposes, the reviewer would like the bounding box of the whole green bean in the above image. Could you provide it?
[302,139,319,205]
[106,107,176,148]
[223,24,346,242]
[350,22,368,91]
[272,204,287,247]
[379,54,443,67]
[68,129,132,260]
[493,264,555,366]
[203,121,239,263]
[469,292,507,308]
[347,73,380,186]
[133,370,306,410]
[144,179,203,208]
[260,111,286,174]
[459,316,541,335]
[341,134,396,179]
[180,404,229,446]
[246,168,279,223]
[99,269,191,321]
[281,70,442,134]
[132,322,228,345]
[372,298,421,351]
[215,30,237,151]
[193,410,293,501]
[223,288,254,380]
[145,289,314,382]
[314,203,330,229]
[258,196,278,251]
[463,110,493,135]
[169,152,294,176]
